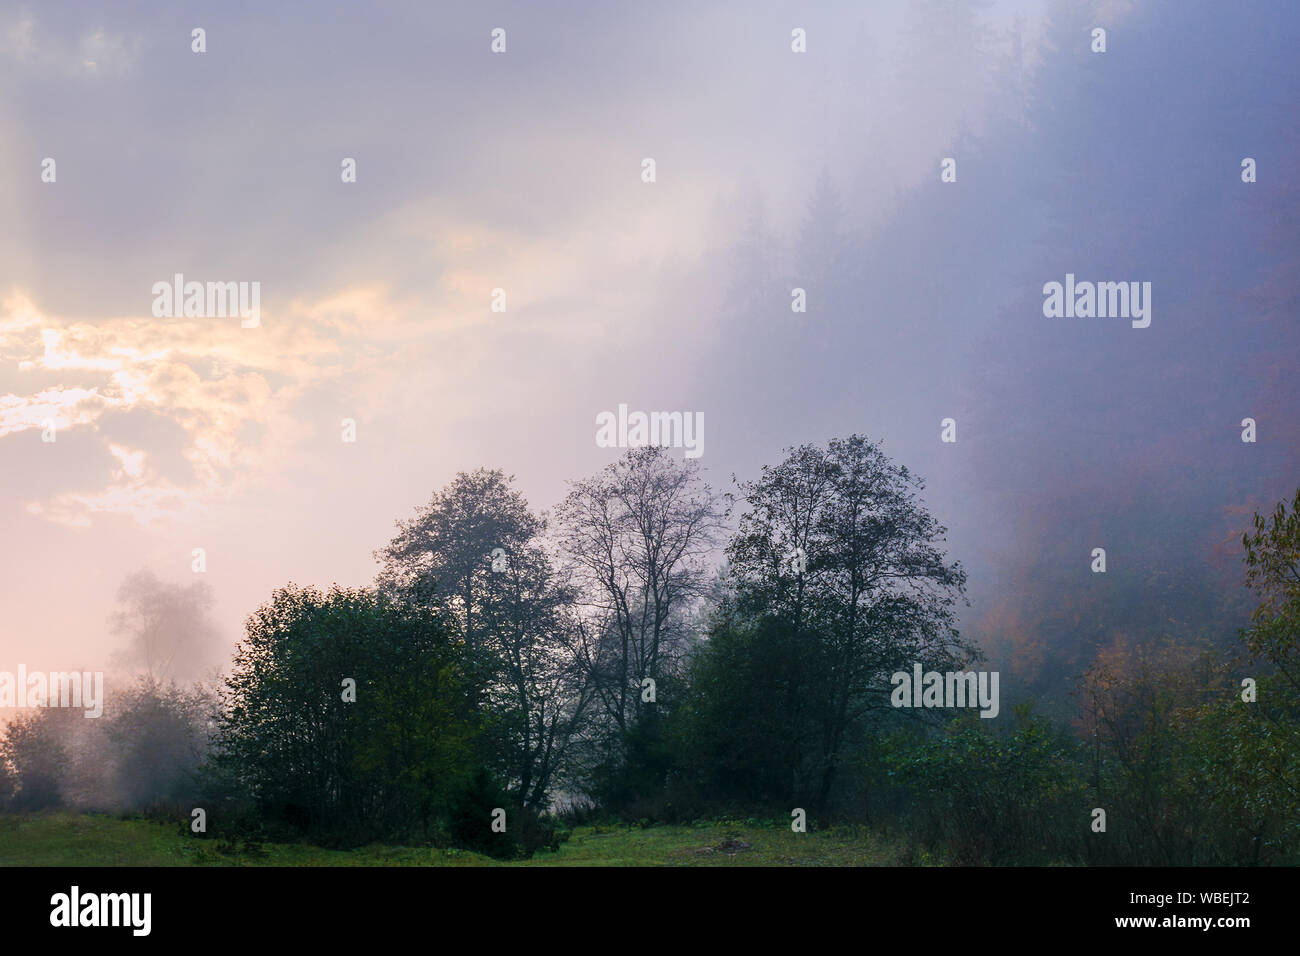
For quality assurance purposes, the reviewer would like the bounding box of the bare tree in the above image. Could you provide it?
[554,447,726,734]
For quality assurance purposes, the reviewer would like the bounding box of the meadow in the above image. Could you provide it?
[0,812,915,867]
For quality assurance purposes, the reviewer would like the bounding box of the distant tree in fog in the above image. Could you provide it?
[111,570,222,683]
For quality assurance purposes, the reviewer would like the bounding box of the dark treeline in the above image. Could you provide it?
[2,437,1297,864]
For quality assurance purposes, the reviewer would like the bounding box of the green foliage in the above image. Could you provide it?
[0,710,69,811]
[1183,487,1300,863]
[591,696,696,821]
[1079,644,1228,865]
[726,435,975,808]
[42,474,1300,866]
[214,584,490,846]
[376,468,588,812]
[0,811,900,867]
[106,677,212,812]
[673,613,818,809]
[883,706,1086,865]
[1242,486,1300,686]
[1180,675,1300,864]
[444,768,561,858]
[1067,489,1300,865]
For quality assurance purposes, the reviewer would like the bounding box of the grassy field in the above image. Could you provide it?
[0,812,921,866]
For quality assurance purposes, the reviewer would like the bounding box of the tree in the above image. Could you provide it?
[555,448,725,736]
[1242,486,1300,688]
[1078,642,1224,865]
[675,609,818,808]
[110,569,222,683]
[794,170,850,296]
[107,677,214,811]
[376,469,592,810]
[1218,486,1300,859]
[553,448,726,804]
[1069,491,1300,865]
[727,435,973,808]
[215,584,484,843]
[883,706,1085,865]
[0,709,72,810]
[377,470,541,652]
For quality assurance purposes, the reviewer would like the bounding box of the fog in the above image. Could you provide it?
[1,0,1297,725]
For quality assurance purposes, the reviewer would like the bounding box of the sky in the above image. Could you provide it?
[1,0,1297,710]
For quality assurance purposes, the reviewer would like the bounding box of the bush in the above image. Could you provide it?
[215,585,488,845]
[883,706,1086,865]
[445,767,559,858]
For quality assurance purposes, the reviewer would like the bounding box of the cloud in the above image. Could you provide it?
[0,286,411,525]
[0,13,139,77]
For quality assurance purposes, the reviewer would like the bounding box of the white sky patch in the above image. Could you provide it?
[21,328,127,371]
[0,385,116,438]
[108,443,145,480]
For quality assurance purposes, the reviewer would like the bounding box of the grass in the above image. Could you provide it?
[0,812,919,867]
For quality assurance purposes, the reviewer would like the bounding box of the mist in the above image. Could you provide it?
[1,0,1297,830]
